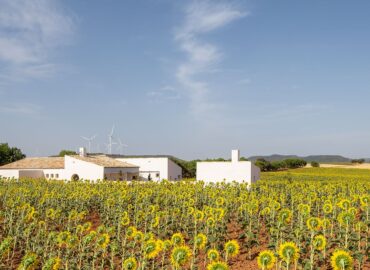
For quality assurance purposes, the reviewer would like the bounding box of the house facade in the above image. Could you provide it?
[0,149,139,181]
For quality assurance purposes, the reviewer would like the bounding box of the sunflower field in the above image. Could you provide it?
[0,168,368,270]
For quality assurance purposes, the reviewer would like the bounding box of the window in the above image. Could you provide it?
[51,174,54,178]
[178,175,181,179]
[45,174,49,178]
[156,173,160,177]
[55,174,59,178]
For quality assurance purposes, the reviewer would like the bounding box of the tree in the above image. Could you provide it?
[0,143,25,166]
[311,161,320,167]
[59,150,77,157]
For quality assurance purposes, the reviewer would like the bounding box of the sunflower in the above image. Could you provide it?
[278,242,300,264]
[216,197,225,206]
[206,217,216,228]
[163,240,172,251]
[307,217,321,231]
[125,226,137,239]
[321,218,331,229]
[278,209,292,225]
[57,231,70,247]
[133,230,143,242]
[194,233,207,250]
[313,235,326,251]
[207,261,229,270]
[42,257,61,270]
[224,240,240,258]
[360,195,369,206]
[18,252,38,270]
[257,250,276,270]
[297,204,310,215]
[120,215,130,226]
[330,250,353,270]
[144,240,161,259]
[96,233,110,250]
[322,203,333,214]
[207,249,220,261]
[337,199,351,210]
[337,211,355,226]
[151,215,160,228]
[122,257,138,270]
[0,237,12,258]
[171,233,185,246]
[194,210,205,222]
[170,245,192,268]
[260,207,271,216]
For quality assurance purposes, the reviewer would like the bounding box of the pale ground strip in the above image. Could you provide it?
[306,163,370,169]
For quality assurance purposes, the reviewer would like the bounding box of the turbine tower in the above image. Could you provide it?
[107,125,116,154]
[117,137,128,155]
[80,134,97,153]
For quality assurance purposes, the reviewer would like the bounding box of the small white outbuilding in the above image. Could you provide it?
[196,150,260,184]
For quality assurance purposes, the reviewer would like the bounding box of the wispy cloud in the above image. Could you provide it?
[147,85,181,102]
[0,0,75,80]
[175,0,247,114]
[0,102,42,115]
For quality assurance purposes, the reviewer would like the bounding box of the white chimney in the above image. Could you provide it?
[79,147,87,157]
[231,149,240,163]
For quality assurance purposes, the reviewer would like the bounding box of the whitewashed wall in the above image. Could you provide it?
[116,157,182,181]
[196,161,260,184]
[64,156,104,181]
[0,169,19,179]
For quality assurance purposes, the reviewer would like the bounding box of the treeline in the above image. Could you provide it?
[255,158,307,172]
[0,143,25,166]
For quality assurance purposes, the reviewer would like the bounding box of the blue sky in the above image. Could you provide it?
[1,0,370,160]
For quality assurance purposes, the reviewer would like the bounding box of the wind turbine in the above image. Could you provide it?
[117,137,128,155]
[80,134,97,153]
[107,125,116,154]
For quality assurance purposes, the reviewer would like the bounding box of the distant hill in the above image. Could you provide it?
[248,154,353,163]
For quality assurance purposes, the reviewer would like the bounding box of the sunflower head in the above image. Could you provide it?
[194,233,207,250]
[194,210,205,222]
[224,240,240,258]
[171,233,185,246]
[278,242,300,263]
[337,211,355,226]
[122,257,138,270]
[330,250,353,270]
[163,240,172,251]
[18,252,38,270]
[170,245,192,267]
[120,215,130,227]
[96,233,110,250]
[126,226,137,239]
[144,240,161,259]
[307,217,321,231]
[322,203,333,214]
[297,204,310,215]
[206,217,216,228]
[313,235,326,251]
[0,237,13,258]
[337,199,351,210]
[257,250,276,270]
[207,261,229,270]
[278,209,292,225]
[42,257,61,270]
[207,249,220,261]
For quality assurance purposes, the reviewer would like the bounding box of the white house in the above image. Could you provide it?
[0,148,139,182]
[196,150,260,184]
[115,156,182,181]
